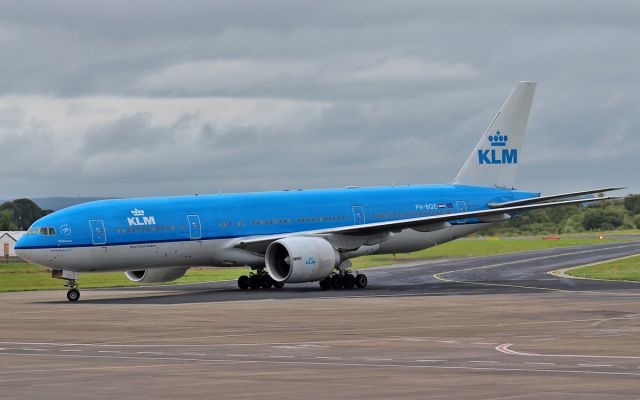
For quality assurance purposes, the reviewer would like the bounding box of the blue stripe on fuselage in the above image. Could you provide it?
[15,184,538,250]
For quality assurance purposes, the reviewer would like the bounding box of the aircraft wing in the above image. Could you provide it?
[488,187,624,208]
[231,195,618,253]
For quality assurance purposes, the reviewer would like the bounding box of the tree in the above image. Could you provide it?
[0,199,51,230]
[581,207,626,231]
[624,194,640,215]
[0,209,18,230]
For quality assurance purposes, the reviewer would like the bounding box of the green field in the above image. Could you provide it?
[0,264,251,292]
[0,236,632,292]
[566,255,640,282]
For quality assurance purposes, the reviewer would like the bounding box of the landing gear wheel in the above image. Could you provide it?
[261,275,273,289]
[238,275,250,290]
[66,288,80,302]
[273,281,285,289]
[319,277,332,290]
[343,274,356,289]
[355,274,368,289]
[331,274,344,289]
[249,275,262,290]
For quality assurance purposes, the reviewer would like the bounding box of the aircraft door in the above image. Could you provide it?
[455,201,467,224]
[89,220,106,245]
[187,215,202,239]
[352,206,366,225]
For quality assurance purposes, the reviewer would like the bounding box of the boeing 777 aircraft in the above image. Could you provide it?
[15,82,620,301]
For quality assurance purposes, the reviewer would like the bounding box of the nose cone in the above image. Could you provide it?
[14,234,47,266]
[14,235,31,261]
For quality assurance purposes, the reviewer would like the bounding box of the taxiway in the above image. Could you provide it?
[1,241,639,399]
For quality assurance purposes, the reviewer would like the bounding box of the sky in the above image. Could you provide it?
[1,0,638,199]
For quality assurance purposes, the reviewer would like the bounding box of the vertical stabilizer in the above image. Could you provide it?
[452,81,536,188]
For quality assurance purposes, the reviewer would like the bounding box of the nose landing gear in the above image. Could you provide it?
[52,269,81,302]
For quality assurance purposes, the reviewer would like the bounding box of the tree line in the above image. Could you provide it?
[482,194,640,236]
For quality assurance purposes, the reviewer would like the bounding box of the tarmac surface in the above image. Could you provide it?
[1,240,640,399]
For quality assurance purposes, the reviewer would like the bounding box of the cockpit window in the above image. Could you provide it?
[27,227,56,236]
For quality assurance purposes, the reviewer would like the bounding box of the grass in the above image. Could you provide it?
[0,235,632,292]
[0,263,250,292]
[566,255,640,282]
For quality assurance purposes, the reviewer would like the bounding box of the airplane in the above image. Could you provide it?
[15,81,621,301]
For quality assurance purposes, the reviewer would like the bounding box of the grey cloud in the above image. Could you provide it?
[1,0,639,198]
[82,113,175,156]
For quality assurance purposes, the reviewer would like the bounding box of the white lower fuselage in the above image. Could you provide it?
[19,223,490,273]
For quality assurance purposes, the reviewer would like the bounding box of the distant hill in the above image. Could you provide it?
[0,197,115,211]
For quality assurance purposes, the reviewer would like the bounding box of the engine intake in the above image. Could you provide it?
[124,267,189,283]
[266,237,340,283]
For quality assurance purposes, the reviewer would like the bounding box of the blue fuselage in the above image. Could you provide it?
[16,184,537,253]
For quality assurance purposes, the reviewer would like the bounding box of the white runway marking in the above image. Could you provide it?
[136,351,163,355]
[415,359,446,362]
[97,350,123,353]
[579,364,613,368]
[60,349,82,352]
[21,348,46,351]
[184,353,207,356]
[496,343,640,360]
[525,362,556,366]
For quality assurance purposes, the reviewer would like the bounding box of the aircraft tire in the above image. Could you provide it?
[261,275,273,289]
[343,274,356,289]
[355,274,368,289]
[249,275,262,290]
[331,274,344,289]
[319,277,332,290]
[238,275,250,290]
[67,288,80,302]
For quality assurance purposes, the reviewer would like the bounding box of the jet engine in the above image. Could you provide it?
[266,237,340,283]
[124,267,189,283]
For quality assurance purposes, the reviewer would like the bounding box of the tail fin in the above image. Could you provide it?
[452,81,536,189]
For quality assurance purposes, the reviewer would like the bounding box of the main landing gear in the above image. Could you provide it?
[319,270,368,290]
[237,268,285,290]
[52,269,81,302]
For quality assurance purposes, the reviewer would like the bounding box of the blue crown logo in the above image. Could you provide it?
[488,130,509,147]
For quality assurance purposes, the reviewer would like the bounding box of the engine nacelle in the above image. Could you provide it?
[124,267,189,283]
[266,237,340,283]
